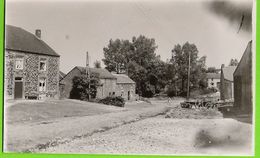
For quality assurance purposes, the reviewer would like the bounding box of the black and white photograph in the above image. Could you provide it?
[4,0,254,155]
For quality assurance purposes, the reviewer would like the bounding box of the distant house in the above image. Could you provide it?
[233,41,252,114]
[112,73,136,101]
[206,73,220,90]
[5,25,60,100]
[60,66,117,99]
[220,65,237,100]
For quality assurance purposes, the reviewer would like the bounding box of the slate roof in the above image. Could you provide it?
[5,25,60,57]
[206,73,220,79]
[76,66,116,79]
[222,66,237,82]
[112,73,135,84]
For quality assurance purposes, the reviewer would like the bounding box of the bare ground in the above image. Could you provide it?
[5,98,253,155]
[38,118,252,155]
[4,99,180,152]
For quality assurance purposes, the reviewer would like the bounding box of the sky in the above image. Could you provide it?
[6,0,252,73]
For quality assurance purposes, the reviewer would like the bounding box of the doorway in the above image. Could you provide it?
[128,91,130,100]
[14,77,23,99]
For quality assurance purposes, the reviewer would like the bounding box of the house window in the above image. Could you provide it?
[112,92,115,95]
[15,58,24,70]
[211,82,214,86]
[39,78,46,92]
[39,58,47,71]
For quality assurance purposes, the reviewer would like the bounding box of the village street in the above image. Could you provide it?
[5,97,252,155]
[40,117,252,155]
[5,98,183,152]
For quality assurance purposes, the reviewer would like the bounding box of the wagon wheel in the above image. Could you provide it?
[205,102,211,109]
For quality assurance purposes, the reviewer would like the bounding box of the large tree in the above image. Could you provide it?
[102,35,161,97]
[70,73,100,100]
[170,42,207,93]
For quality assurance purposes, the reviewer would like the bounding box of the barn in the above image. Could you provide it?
[233,41,252,115]
[5,25,60,100]
[220,65,237,101]
[59,66,117,99]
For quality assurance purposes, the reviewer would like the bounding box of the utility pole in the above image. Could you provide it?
[86,52,90,101]
[187,51,191,100]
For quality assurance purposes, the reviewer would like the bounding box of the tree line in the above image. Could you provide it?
[102,35,208,98]
[71,35,240,100]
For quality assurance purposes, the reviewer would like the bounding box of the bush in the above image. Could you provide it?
[98,96,125,107]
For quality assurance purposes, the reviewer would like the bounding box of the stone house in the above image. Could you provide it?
[59,66,117,99]
[60,66,136,101]
[112,73,136,101]
[220,65,237,100]
[5,25,60,100]
[206,73,220,90]
[233,41,252,115]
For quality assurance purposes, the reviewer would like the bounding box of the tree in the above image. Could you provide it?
[94,60,101,68]
[207,67,218,73]
[170,42,207,93]
[103,35,160,97]
[70,73,100,100]
[229,58,239,66]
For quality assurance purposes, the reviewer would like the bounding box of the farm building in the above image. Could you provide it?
[206,73,220,90]
[220,65,237,100]
[233,41,252,115]
[112,73,136,101]
[5,25,60,100]
[60,66,136,100]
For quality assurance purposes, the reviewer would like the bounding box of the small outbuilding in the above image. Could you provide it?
[112,73,136,101]
[233,41,252,115]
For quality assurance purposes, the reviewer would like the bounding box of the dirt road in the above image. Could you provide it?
[39,117,252,155]
[5,99,181,152]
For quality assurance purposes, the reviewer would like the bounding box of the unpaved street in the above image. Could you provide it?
[5,99,181,152]
[5,98,253,155]
[39,117,252,155]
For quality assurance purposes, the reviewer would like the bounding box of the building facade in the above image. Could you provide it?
[5,25,60,100]
[206,73,220,90]
[59,66,118,99]
[233,41,252,114]
[60,67,136,101]
[220,65,236,100]
[112,73,136,101]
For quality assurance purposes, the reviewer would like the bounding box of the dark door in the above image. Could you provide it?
[14,81,23,99]
[128,91,130,100]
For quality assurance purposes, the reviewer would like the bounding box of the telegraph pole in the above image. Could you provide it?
[187,51,191,100]
[86,52,90,101]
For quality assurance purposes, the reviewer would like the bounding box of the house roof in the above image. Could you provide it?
[112,73,135,84]
[5,25,60,57]
[222,66,237,81]
[206,73,220,79]
[234,40,252,76]
[59,71,66,81]
[76,66,116,79]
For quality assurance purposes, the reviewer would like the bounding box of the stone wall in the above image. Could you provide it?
[5,50,60,99]
[116,83,136,101]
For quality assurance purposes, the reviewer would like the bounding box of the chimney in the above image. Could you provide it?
[35,29,41,39]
